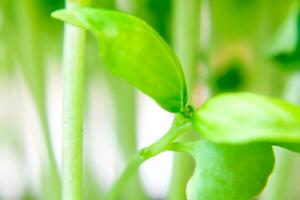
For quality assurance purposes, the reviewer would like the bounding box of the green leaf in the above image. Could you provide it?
[186,140,274,200]
[192,92,300,151]
[52,8,187,113]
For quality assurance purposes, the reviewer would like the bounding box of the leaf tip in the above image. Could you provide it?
[51,9,85,28]
[51,9,67,20]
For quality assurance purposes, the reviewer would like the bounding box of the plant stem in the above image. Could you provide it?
[16,0,60,198]
[172,0,201,94]
[262,148,295,200]
[140,116,191,159]
[168,0,201,199]
[105,155,144,200]
[39,107,61,200]
[262,72,300,200]
[107,76,147,199]
[61,1,89,200]
[104,0,147,198]
[106,115,192,200]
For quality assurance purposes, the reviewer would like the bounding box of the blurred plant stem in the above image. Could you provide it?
[61,0,90,199]
[129,0,172,43]
[261,7,300,199]
[16,0,60,199]
[101,1,151,199]
[261,72,300,200]
[106,115,191,200]
[108,77,147,199]
[167,0,201,199]
[262,148,296,200]
[83,164,104,200]
[171,0,201,93]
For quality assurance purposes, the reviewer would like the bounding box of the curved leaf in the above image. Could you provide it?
[186,140,274,200]
[52,8,187,113]
[192,92,300,151]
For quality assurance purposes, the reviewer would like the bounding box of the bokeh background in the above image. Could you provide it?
[1,0,300,199]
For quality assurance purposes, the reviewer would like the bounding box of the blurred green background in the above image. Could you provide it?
[1,0,300,199]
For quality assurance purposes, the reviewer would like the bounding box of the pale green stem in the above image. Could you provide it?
[172,0,201,94]
[16,0,60,197]
[262,72,300,200]
[168,142,195,154]
[262,148,296,200]
[107,1,151,199]
[105,155,144,200]
[61,1,89,199]
[39,107,61,200]
[261,6,300,199]
[107,77,147,199]
[106,115,192,200]
[168,1,201,199]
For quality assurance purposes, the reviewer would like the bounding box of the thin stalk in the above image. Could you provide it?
[39,103,60,179]
[61,0,89,199]
[262,148,296,200]
[106,115,192,200]
[39,107,61,200]
[105,155,144,200]
[172,0,201,94]
[168,1,201,199]
[168,142,195,154]
[262,72,300,200]
[16,0,60,198]
[108,77,147,199]
[262,7,300,199]
[106,1,149,199]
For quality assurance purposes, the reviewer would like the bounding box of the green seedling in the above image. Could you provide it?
[53,8,300,200]
[54,8,187,113]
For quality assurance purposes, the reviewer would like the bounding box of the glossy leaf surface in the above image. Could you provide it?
[186,140,274,200]
[192,93,300,151]
[52,8,187,112]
